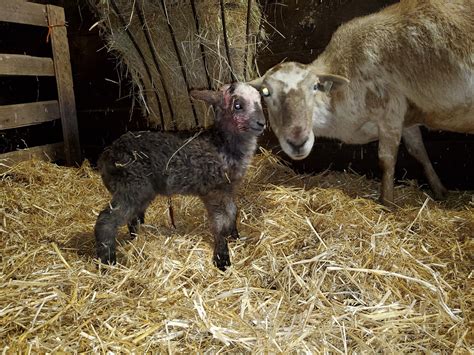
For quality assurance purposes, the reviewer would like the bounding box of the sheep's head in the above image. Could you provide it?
[190,83,266,136]
[248,62,349,160]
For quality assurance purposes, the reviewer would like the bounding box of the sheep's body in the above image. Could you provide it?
[250,0,473,206]
[95,83,265,270]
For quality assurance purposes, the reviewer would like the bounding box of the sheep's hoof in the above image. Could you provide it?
[432,187,449,201]
[378,195,396,209]
[214,253,231,271]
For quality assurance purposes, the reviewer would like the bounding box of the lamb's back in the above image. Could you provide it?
[98,131,232,196]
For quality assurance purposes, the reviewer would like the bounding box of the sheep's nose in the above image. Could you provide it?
[286,138,308,151]
[256,120,265,128]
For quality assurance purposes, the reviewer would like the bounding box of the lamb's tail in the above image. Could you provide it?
[97,148,115,176]
[97,148,126,193]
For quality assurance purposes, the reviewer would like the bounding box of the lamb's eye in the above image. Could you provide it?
[234,101,242,110]
[314,83,324,91]
[261,87,270,97]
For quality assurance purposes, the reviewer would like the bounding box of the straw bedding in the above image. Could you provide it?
[1,150,473,352]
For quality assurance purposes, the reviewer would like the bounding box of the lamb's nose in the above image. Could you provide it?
[286,138,308,151]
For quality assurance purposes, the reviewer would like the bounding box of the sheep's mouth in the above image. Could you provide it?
[290,153,309,160]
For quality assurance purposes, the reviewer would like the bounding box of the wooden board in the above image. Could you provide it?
[47,5,81,166]
[0,100,60,129]
[0,142,64,173]
[0,54,55,76]
[0,0,48,27]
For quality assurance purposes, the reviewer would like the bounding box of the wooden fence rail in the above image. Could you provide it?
[0,0,81,170]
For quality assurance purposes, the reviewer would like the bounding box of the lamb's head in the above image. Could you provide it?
[249,62,349,160]
[190,83,266,137]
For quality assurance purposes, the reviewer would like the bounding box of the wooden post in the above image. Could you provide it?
[46,5,81,166]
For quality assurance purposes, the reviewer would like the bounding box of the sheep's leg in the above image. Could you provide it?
[128,211,145,238]
[378,101,405,206]
[201,192,237,271]
[402,125,448,200]
[378,134,401,206]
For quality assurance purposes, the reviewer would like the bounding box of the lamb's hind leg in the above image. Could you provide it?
[127,183,154,238]
[128,211,145,238]
[95,194,135,264]
[402,125,448,200]
[95,185,153,264]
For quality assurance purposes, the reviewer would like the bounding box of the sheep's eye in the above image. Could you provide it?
[261,87,270,97]
[234,101,242,110]
[314,83,324,91]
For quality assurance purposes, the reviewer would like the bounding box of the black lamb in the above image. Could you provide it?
[94,82,265,270]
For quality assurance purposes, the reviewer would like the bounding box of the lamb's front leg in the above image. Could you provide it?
[201,191,238,271]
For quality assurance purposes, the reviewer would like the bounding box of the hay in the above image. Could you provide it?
[1,151,473,352]
[89,0,265,130]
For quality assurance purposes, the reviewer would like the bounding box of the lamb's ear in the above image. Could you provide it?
[247,76,264,90]
[316,73,349,92]
[190,90,224,107]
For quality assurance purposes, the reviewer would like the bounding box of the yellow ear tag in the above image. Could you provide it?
[261,87,270,97]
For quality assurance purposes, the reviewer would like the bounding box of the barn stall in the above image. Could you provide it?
[1,0,473,352]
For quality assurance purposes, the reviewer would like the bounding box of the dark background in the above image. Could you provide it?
[1,0,472,189]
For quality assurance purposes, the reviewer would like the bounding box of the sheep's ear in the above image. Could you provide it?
[247,76,264,90]
[190,90,223,107]
[316,73,349,92]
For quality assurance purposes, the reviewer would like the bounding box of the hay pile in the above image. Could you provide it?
[89,0,265,130]
[1,151,473,352]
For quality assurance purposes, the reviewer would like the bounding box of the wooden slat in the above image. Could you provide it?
[0,142,65,173]
[0,0,48,27]
[0,54,55,76]
[47,5,81,166]
[0,100,60,130]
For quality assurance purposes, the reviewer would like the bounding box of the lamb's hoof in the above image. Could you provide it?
[229,233,241,240]
[97,246,116,266]
[127,225,140,239]
[214,253,231,271]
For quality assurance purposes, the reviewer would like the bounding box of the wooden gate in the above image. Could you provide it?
[0,0,80,170]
